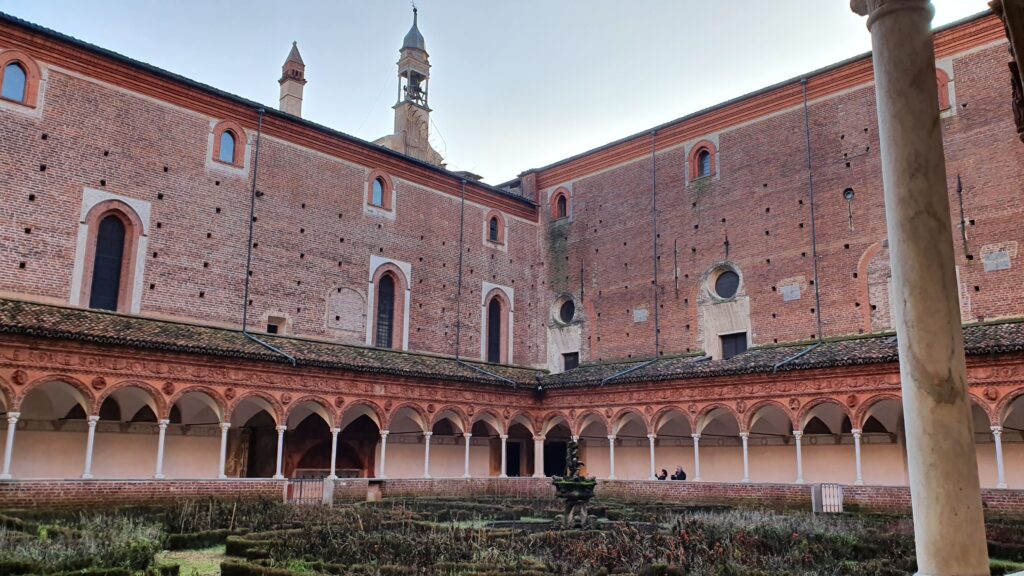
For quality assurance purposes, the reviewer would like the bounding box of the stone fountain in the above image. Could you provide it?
[552,439,597,528]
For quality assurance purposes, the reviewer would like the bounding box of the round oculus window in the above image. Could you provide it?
[558,300,576,324]
[714,270,740,299]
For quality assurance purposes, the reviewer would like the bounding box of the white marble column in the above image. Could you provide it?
[463,433,473,478]
[422,431,432,479]
[793,431,804,484]
[851,1,989,573]
[273,425,286,479]
[218,423,231,479]
[852,429,864,486]
[154,419,169,479]
[992,426,1007,489]
[499,434,508,478]
[0,412,19,479]
[691,433,701,481]
[378,430,389,479]
[82,415,99,479]
[647,434,657,480]
[533,435,545,478]
[328,427,340,480]
[739,432,750,483]
[607,434,617,480]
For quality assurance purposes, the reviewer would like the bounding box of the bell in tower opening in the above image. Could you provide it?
[375,8,444,166]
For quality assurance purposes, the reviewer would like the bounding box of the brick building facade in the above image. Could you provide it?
[1,10,1023,503]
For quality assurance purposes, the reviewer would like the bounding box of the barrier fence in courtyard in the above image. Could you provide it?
[286,478,324,505]
[812,483,844,513]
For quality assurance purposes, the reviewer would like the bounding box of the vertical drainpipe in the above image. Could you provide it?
[801,79,824,342]
[651,130,660,356]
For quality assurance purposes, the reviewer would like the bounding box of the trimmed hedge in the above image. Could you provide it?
[0,559,41,575]
[166,529,243,550]
[220,560,302,576]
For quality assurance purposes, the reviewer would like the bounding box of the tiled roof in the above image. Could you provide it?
[3,299,1024,390]
[542,320,1024,388]
[0,299,541,387]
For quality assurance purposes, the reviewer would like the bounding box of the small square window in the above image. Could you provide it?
[266,316,286,334]
[721,333,747,360]
[563,352,580,371]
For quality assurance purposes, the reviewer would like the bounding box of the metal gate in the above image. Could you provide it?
[287,478,324,505]
[812,483,844,513]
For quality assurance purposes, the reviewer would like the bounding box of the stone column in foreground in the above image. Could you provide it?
[607,435,617,480]
[0,412,19,479]
[852,429,865,485]
[82,415,99,479]
[328,427,340,480]
[422,431,433,479]
[218,423,231,479]
[532,436,545,478]
[464,433,474,478]
[691,434,701,481]
[154,419,169,479]
[739,432,750,483]
[647,434,657,480]
[499,434,508,478]
[273,425,286,480]
[378,430,389,479]
[850,1,989,573]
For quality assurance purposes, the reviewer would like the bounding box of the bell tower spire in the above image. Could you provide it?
[375,7,443,166]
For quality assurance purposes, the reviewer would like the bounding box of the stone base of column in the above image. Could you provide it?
[855,479,864,486]
[463,474,471,479]
[742,478,750,483]
[273,474,284,480]
[423,475,431,479]
[154,474,165,480]
[795,479,804,485]
[0,474,10,480]
[998,482,1008,489]
[499,474,508,478]
[327,474,337,480]
[81,474,93,480]
[608,476,617,480]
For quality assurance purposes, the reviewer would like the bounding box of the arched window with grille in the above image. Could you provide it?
[88,214,127,311]
[487,297,502,363]
[1,62,26,103]
[375,274,396,348]
[697,149,712,178]
[372,177,385,207]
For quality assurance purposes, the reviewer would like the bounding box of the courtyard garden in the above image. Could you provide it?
[1,497,1023,576]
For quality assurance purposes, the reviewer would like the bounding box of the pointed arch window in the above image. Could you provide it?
[556,195,567,218]
[1,62,26,103]
[375,274,395,348]
[487,297,502,363]
[88,215,127,311]
[218,131,236,164]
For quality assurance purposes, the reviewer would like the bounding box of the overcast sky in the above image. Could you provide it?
[3,1,989,183]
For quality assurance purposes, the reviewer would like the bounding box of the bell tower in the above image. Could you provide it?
[375,8,444,166]
[278,42,306,117]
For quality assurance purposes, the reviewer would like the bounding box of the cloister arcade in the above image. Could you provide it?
[2,374,1022,488]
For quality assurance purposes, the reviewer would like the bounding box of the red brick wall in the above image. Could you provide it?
[0,479,285,509]
[542,42,1024,363]
[0,44,546,366]
[375,477,555,499]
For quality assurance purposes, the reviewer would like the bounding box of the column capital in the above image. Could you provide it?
[275,425,287,433]
[607,434,616,441]
[220,422,231,431]
[423,431,433,438]
[691,433,701,440]
[850,0,933,21]
[792,431,803,439]
[87,415,100,425]
[380,430,390,438]
[738,432,749,439]
[499,434,508,440]
[158,419,170,429]
[532,435,544,442]
[991,425,1003,436]
[463,432,473,438]
[647,433,656,440]
[851,428,862,437]
[6,412,20,423]
[330,427,341,435]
